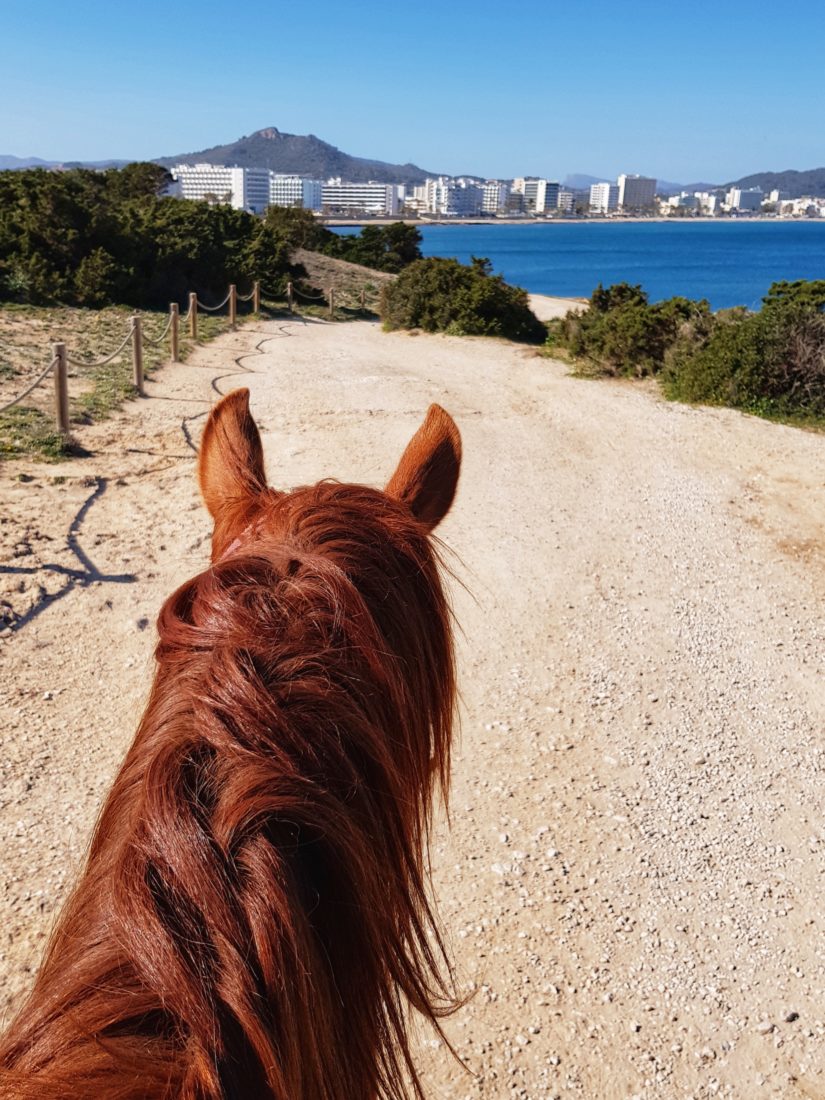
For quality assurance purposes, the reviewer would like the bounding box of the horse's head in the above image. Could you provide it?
[198,388,461,561]
[0,388,463,1100]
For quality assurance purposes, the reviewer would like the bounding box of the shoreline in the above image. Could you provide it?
[323,216,823,228]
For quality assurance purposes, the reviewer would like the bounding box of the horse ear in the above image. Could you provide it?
[386,404,461,531]
[198,388,267,520]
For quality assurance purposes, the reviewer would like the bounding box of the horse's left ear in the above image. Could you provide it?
[198,388,267,520]
[386,404,461,532]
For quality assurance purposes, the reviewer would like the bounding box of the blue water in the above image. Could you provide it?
[333,221,825,310]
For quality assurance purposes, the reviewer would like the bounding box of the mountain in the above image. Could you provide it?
[0,154,130,171]
[157,127,439,186]
[564,173,721,196]
[0,155,55,170]
[724,168,825,198]
[563,173,604,190]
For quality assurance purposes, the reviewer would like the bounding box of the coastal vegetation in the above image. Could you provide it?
[548,279,825,422]
[0,164,299,307]
[263,206,423,273]
[380,256,546,343]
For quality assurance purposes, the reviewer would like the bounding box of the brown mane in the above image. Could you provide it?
[0,391,462,1099]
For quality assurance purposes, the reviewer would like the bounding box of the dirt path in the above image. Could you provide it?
[1,315,824,1099]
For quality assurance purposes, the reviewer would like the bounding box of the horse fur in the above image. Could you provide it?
[0,389,462,1100]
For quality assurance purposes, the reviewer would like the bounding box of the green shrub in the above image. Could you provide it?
[327,223,423,273]
[380,256,546,343]
[551,282,713,377]
[0,165,298,309]
[665,282,825,416]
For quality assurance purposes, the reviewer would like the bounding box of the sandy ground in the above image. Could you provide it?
[1,315,824,1099]
[528,295,586,321]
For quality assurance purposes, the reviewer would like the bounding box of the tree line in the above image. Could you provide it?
[0,165,425,310]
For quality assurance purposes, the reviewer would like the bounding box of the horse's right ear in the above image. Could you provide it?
[386,404,461,532]
[198,388,267,520]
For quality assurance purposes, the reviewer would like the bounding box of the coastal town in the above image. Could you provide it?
[167,162,825,219]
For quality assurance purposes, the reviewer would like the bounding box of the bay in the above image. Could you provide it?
[333,221,825,310]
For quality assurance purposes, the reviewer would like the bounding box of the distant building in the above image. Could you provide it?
[171,164,271,213]
[726,186,763,212]
[557,188,576,213]
[423,177,483,216]
[617,174,657,211]
[589,181,619,214]
[768,189,790,203]
[482,180,511,214]
[512,178,560,215]
[667,192,700,211]
[269,175,323,210]
[321,180,399,216]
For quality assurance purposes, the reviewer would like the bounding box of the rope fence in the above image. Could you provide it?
[1,276,377,440]
[0,357,59,415]
[66,329,134,369]
[195,291,232,313]
[141,312,174,347]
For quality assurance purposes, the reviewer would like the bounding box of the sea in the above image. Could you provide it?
[332,221,825,311]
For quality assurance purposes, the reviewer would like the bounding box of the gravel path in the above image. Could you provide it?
[1,312,823,1098]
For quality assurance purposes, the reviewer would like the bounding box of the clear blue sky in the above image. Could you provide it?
[2,0,823,183]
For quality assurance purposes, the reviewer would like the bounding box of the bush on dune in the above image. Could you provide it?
[664,280,825,416]
[550,282,713,377]
[550,277,825,421]
[380,256,546,343]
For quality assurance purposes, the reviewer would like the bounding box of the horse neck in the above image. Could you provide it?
[0,517,457,1099]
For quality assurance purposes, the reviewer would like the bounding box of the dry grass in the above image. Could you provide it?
[0,303,237,461]
[292,249,395,315]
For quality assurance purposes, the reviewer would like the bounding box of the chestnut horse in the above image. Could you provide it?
[0,389,462,1100]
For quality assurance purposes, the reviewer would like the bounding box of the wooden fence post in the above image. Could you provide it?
[328,287,335,321]
[131,316,144,396]
[253,280,261,314]
[189,293,198,340]
[53,342,69,435]
[360,287,366,311]
[287,281,293,313]
[229,284,237,328]
[170,302,179,362]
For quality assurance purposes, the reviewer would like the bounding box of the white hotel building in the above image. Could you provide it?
[321,180,399,215]
[170,165,325,213]
[589,181,619,214]
[171,164,272,213]
[511,178,561,215]
[269,175,322,210]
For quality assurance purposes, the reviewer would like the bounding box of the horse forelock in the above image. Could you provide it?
[0,479,458,1100]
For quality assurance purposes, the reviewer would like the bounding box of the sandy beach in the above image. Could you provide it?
[1,315,824,1098]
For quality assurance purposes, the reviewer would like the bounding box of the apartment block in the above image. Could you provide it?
[423,177,484,216]
[589,182,619,214]
[726,186,763,211]
[482,181,511,214]
[269,175,323,210]
[321,180,399,215]
[171,164,271,213]
[512,178,561,214]
[617,174,657,211]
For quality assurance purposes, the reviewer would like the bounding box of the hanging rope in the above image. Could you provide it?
[196,291,231,313]
[142,313,173,346]
[236,287,256,302]
[291,286,327,302]
[0,357,59,414]
[66,329,133,369]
